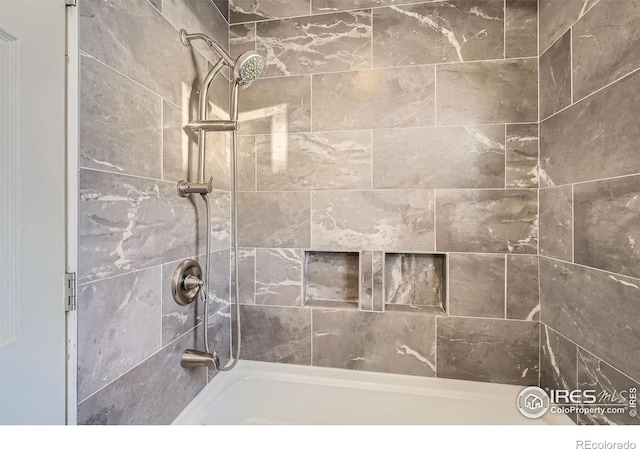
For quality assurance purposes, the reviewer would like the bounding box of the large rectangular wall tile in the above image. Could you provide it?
[436,58,538,125]
[238,191,310,247]
[539,0,599,52]
[208,307,231,368]
[540,30,571,120]
[257,131,371,190]
[313,0,420,13]
[372,1,504,67]
[385,253,445,312]
[540,258,640,382]
[79,0,208,105]
[257,11,371,77]
[540,70,640,185]
[77,267,162,402]
[232,248,255,305]
[506,255,539,321]
[448,254,505,318]
[506,124,538,188]
[230,0,311,23]
[313,65,435,131]
[255,249,303,306]
[238,136,256,191]
[78,326,207,425]
[574,175,640,278]
[313,309,436,376]
[230,23,256,60]
[238,75,311,135]
[540,325,578,392]
[578,349,640,425]
[80,56,162,178]
[373,125,505,189]
[240,305,311,364]
[573,1,640,101]
[304,252,359,304]
[312,190,434,251]
[78,170,230,282]
[437,317,539,385]
[505,0,537,58]
[435,189,538,254]
[539,186,573,261]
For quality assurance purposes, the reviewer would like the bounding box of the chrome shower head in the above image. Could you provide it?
[234,52,265,89]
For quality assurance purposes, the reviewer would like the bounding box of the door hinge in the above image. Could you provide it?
[65,272,77,312]
[65,0,77,7]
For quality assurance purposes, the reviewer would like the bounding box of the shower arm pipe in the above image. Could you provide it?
[180,30,234,67]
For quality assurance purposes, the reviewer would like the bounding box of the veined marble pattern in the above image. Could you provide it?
[257,11,371,77]
[373,125,505,189]
[255,249,303,306]
[539,30,571,120]
[540,258,640,382]
[574,175,640,278]
[238,75,311,135]
[539,0,599,52]
[80,56,162,179]
[540,326,578,393]
[539,186,573,262]
[232,248,255,305]
[506,124,538,189]
[359,251,373,311]
[78,170,230,282]
[505,0,537,58]
[238,191,310,248]
[77,267,161,402]
[573,1,640,100]
[435,189,538,254]
[384,253,445,312]
[208,306,232,369]
[312,190,434,252]
[230,0,311,23]
[257,131,371,190]
[240,305,311,365]
[448,254,505,318]
[372,1,504,67]
[437,58,538,125]
[312,0,425,13]
[437,317,539,385]
[230,23,256,60]
[304,252,359,304]
[238,136,257,191]
[312,65,435,131]
[313,309,436,377]
[371,251,384,312]
[506,255,539,321]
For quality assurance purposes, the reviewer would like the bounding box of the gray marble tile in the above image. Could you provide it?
[239,305,311,364]
[230,23,255,60]
[573,1,640,100]
[162,257,203,346]
[540,70,640,185]
[371,251,384,312]
[540,325,578,393]
[77,267,162,402]
[313,65,435,131]
[313,309,436,376]
[578,349,640,425]
[208,306,232,369]
[506,124,538,189]
[238,191,310,247]
[539,186,573,261]
[312,0,429,14]
[505,0,537,58]
[372,1,503,67]
[435,189,538,254]
[540,258,640,383]
[436,58,538,125]
[304,252,359,304]
[437,317,539,385]
[80,56,162,179]
[312,190,434,251]
[213,0,229,21]
[80,0,209,105]
[574,175,640,278]
[540,30,571,120]
[384,253,446,312]
[448,254,505,318]
[257,10,371,77]
[256,249,303,306]
[78,170,230,282]
[238,136,256,191]
[257,131,371,190]
[238,75,311,135]
[78,325,207,425]
[359,251,373,311]
[539,0,599,52]
[149,0,162,13]
[230,0,311,23]
[373,125,505,189]
[506,255,539,321]
[231,248,255,305]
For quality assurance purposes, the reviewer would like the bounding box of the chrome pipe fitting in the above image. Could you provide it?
[181,349,220,371]
[177,177,213,198]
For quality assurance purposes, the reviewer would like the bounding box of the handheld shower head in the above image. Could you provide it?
[234,52,265,89]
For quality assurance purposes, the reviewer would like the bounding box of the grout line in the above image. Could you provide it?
[504,254,508,319]
[370,129,374,190]
[570,26,574,105]
[310,73,313,133]
[310,308,314,366]
[241,187,539,194]
[538,172,640,190]
[504,124,508,188]
[571,184,575,263]
[503,0,507,59]
[539,321,543,387]
[539,254,640,283]
[434,315,438,377]
[433,65,437,126]
[433,190,437,251]
[538,0,600,56]
[370,7,374,69]
[160,99,164,180]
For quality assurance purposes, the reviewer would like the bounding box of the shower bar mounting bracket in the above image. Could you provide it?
[177,177,213,198]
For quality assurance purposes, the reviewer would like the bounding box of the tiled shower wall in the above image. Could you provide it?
[230,0,542,385]
[537,0,640,425]
[76,0,231,424]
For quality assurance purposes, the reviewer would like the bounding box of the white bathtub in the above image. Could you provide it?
[173,361,573,425]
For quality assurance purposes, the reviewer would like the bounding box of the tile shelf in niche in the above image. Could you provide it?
[303,251,360,309]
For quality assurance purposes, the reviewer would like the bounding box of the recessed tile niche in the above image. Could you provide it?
[304,251,359,309]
